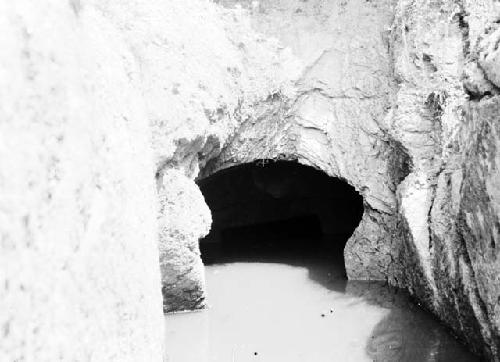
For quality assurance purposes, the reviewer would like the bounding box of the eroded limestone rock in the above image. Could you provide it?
[390,0,500,358]
[158,169,212,312]
[479,24,500,89]
[0,2,164,361]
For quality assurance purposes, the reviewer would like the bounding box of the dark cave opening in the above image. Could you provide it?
[197,160,364,271]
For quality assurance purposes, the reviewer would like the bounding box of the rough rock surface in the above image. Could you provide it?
[0,1,164,361]
[158,169,211,312]
[389,0,500,359]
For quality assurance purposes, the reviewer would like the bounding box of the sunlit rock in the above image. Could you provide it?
[158,169,211,312]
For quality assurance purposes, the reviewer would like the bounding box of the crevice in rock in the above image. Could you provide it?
[453,3,471,58]
[425,90,448,120]
[387,139,413,187]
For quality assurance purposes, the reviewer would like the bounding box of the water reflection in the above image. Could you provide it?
[164,239,477,362]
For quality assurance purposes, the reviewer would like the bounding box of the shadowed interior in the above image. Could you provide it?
[197,160,364,269]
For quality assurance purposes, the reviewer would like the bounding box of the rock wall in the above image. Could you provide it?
[149,0,301,312]
[158,169,211,312]
[389,0,500,359]
[0,1,164,361]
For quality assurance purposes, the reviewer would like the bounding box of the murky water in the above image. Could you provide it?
[164,241,478,362]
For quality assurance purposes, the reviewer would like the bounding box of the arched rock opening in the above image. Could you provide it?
[197,160,364,270]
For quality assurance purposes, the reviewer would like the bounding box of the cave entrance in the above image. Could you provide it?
[197,160,364,274]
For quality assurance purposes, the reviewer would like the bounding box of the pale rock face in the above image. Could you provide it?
[479,25,500,88]
[0,1,164,361]
[158,169,212,312]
